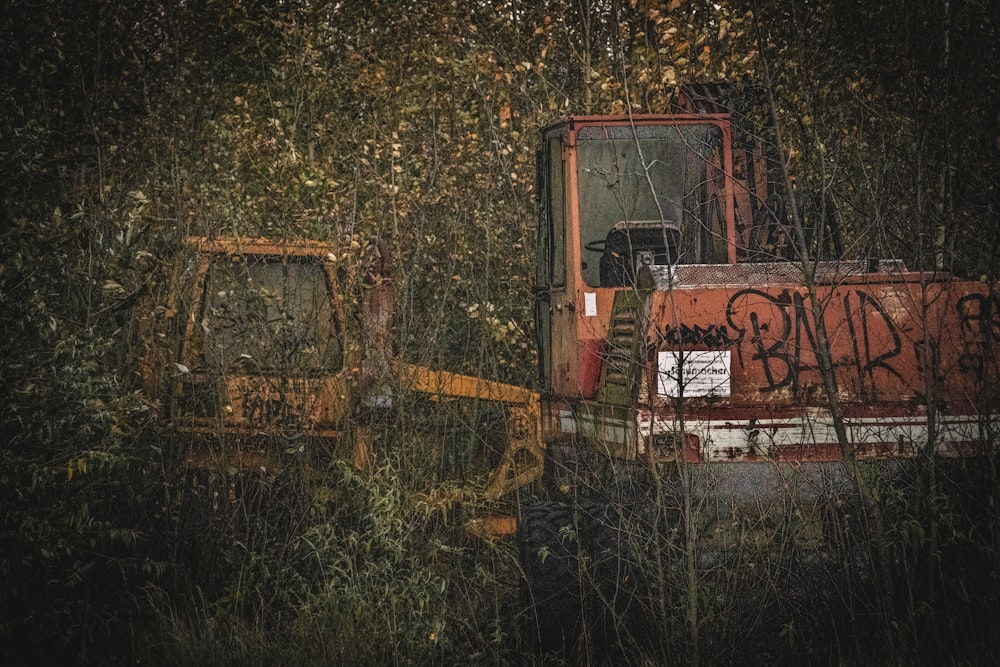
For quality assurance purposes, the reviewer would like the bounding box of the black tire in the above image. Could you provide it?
[519,500,631,658]
[520,501,581,655]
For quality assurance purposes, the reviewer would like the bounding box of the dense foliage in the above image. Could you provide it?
[2,0,998,663]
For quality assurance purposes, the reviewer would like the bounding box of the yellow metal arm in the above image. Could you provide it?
[393,362,545,499]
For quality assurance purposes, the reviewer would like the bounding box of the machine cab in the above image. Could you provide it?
[535,115,738,399]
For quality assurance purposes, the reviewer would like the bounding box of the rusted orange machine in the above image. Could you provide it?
[521,96,999,646]
[533,97,998,472]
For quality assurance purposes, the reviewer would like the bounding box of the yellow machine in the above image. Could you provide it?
[142,236,543,520]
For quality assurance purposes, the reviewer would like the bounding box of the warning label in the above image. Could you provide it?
[657,350,731,398]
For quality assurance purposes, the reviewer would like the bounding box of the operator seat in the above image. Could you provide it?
[595,220,681,287]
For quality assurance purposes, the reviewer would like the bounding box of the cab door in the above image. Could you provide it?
[535,129,567,393]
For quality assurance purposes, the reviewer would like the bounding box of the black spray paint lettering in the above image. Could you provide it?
[956,293,1000,339]
[845,290,904,387]
[956,292,1000,381]
[719,288,903,392]
[655,322,735,348]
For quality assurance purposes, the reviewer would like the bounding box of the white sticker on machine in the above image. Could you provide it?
[657,350,731,398]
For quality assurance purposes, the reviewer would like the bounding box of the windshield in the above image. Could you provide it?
[196,257,342,373]
[577,123,727,286]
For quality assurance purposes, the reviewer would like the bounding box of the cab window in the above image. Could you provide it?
[577,123,726,287]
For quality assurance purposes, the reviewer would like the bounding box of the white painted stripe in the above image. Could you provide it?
[638,412,998,461]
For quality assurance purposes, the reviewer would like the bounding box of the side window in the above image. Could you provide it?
[548,136,565,287]
[535,149,548,288]
[537,134,565,289]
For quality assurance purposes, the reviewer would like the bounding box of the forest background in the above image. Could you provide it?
[2,0,999,664]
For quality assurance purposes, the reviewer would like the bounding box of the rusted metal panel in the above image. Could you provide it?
[173,375,353,436]
[638,274,1000,461]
